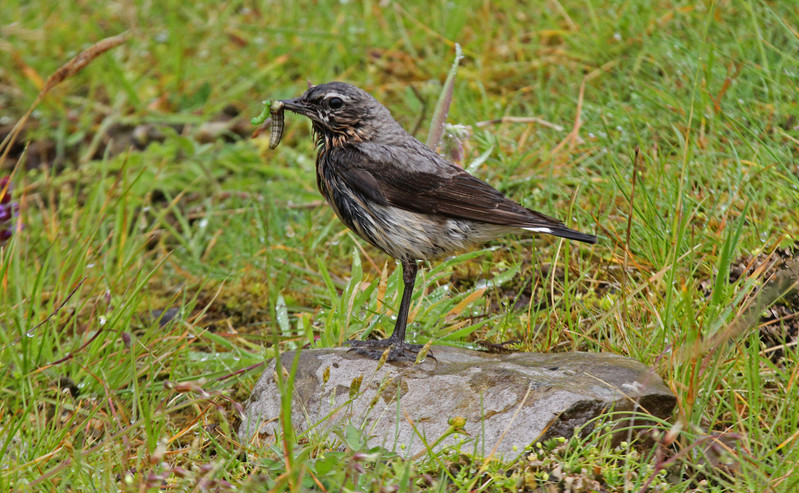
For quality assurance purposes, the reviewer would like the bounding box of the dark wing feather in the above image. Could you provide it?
[334,144,596,244]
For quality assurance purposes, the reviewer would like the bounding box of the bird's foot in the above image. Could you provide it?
[344,339,433,362]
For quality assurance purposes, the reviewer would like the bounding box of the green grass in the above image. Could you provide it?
[1,0,798,491]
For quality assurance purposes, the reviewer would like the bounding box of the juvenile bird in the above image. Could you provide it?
[276,82,596,360]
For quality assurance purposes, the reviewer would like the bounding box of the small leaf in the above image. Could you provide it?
[447,288,486,319]
[276,293,290,335]
[466,145,495,173]
[376,261,389,309]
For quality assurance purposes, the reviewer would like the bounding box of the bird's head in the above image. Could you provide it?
[279,82,396,147]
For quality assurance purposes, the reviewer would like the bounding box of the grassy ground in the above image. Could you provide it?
[1,0,798,491]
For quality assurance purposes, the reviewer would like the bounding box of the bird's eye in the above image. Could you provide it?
[328,97,343,109]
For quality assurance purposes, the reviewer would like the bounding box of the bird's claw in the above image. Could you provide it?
[344,339,433,362]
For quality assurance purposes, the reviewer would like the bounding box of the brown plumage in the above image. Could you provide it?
[277,82,596,360]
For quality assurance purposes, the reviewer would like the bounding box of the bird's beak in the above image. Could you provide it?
[278,98,310,116]
[279,97,327,127]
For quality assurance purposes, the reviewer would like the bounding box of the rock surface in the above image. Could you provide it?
[238,347,675,458]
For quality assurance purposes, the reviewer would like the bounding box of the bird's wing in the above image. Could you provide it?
[337,144,567,230]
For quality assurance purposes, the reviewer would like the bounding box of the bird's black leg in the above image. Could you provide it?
[346,259,429,361]
[386,258,417,345]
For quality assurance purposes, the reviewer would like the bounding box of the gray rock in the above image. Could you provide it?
[238,347,675,458]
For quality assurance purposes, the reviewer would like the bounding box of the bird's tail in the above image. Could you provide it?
[523,225,597,244]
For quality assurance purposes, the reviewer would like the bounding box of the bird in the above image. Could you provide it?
[275,81,596,361]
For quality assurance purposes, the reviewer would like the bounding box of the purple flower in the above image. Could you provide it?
[0,176,17,245]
